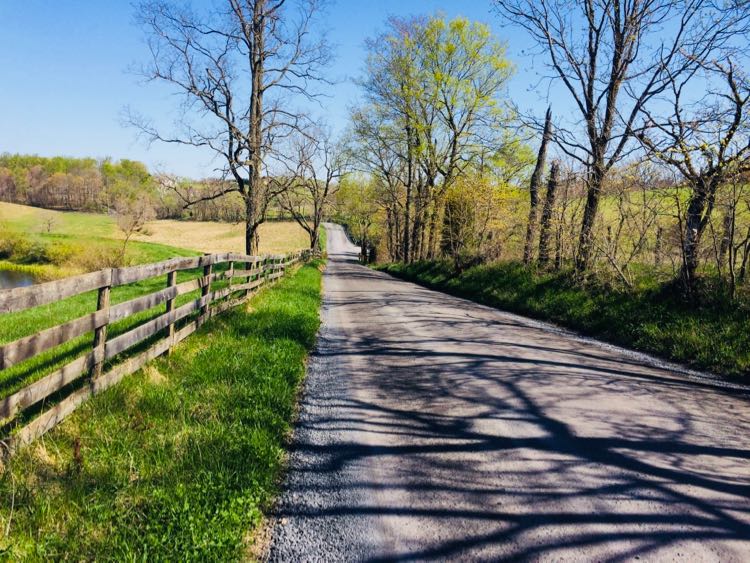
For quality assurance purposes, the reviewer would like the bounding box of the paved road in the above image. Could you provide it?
[267,223,750,561]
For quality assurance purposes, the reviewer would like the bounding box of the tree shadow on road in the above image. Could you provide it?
[271,253,750,561]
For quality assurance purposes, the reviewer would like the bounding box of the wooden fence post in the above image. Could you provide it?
[228,260,234,292]
[200,258,213,322]
[91,271,112,379]
[247,262,253,299]
[166,270,177,351]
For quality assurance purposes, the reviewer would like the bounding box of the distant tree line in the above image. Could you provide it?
[0,155,151,212]
[0,153,299,224]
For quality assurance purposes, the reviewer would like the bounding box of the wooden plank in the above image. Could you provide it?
[173,317,199,344]
[229,268,264,278]
[209,286,235,302]
[0,352,93,421]
[225,252,258,262]
[211,295,248,316]
[108,273,210,323]
[0,310,107,369]
[175,277,203,295]
[104,298,202,359]
[232,278,265,292]
[0,269,111,314]
[6,385,92,454]
[111,256,201,286]
[109,285,178,322]
[200,262,213,319]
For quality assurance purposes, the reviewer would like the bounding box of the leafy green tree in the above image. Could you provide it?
[351,15,520,262]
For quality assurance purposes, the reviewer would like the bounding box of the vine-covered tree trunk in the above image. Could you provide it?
[538,161,560,268]
[679,178,715,290]
[524,106,552,265]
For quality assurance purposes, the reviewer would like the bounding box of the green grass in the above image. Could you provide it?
[0,203,116,239]
[379,260,750,380]
[0,241,202,402]
[318,224,327,253]
[0,260,323,560]
[0,228,199,281]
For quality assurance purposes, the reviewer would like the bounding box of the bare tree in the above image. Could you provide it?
[279,129,345,249]
[131,0,332,254]
[114,194,156,264]
[591,165,666,287]
[494,0,741,274]
[640,56,750,290]
[524,106,552,264]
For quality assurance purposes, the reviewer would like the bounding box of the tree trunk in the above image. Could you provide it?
[654,226,663,267]
[679,179,713,290]
[575,164,605,273]
[402,183,412,262]
[739,227,750,283]
[426,196,442,259]
[554,226,563,270]
[244,196,259,255]
[538,161,560,268]
[411,200,423,262]
[524,106,552,265]
[719,207,734,271]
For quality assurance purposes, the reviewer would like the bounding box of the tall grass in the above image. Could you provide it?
[0,260,322,560]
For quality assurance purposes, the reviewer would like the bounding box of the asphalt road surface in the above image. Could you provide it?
[267,223,750,561]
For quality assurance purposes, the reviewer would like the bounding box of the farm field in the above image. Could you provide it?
[0,202,309,280]
[137,217,309,255]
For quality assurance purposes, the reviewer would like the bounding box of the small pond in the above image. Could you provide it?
[0,269,37,289]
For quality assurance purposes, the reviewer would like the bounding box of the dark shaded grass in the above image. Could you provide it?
[0,260,322,560]
[378,260,750,380]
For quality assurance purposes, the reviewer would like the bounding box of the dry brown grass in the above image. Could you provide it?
[0,201,309,256]
[134,219,309,254]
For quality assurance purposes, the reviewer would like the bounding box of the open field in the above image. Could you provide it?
[0,260,322,559]
[137,218,310,255]
[0,202,309,279]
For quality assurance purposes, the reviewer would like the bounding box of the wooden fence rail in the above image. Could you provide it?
[0,249,314,456]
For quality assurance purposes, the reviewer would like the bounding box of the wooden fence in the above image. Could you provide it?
[0,249,313,456]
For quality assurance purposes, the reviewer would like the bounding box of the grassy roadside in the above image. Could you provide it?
[319,224,327,253]
[378,260,750,380]
[0,260,322,560]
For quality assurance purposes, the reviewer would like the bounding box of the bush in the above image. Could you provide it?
[0,230,50,263]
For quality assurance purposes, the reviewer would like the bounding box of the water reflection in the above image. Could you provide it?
[0,269,37,289]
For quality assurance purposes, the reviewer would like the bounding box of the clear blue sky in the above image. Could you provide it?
[0,0,548,178]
